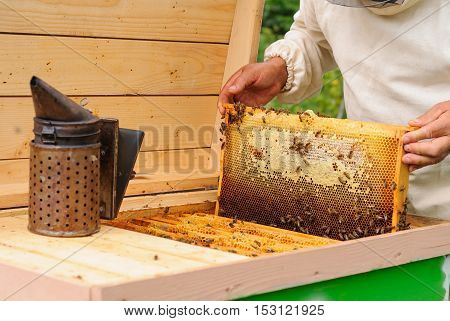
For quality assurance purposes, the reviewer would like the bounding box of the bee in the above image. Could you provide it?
[354,211,362,221]
[338,214,344,224]
[369,218,374,227]
[295,165,301,173]
[280,216,286,224]
[322,226,331,235]
[254,240,262,247]
[380,227,385,234]
[154,254,159,261]
[221,142,226,149]
[266,248,275,253]
[305,142,312,152]
[347,150,354,159]
[270,223,278,228]
[399,185,406,192]
[338,233,344,241]
[327,208,337,215]
[163,206,170,214]
[343,171,351,179]
[375,227,381,234]
[382,179,388,188]
[228,222,235,228]
[356,227,363,235]
[262,116,266,124]
[248,111,254,116]
[221,122,227,131]
[337,154,344,160]
[338,176,347,184]
[252,148,263,159]
[315,130,322,138]
[303,157,310,166]
[363,227,369,236]
[391,181,397,191]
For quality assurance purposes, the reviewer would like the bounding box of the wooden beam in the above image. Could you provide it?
[210,0,265,172]
[0,96,217,159]
[0,149,217,209]
[118,190,218,213]
[0,34,227,96]
[0,214,245,300]
[0,0,236,43]
[92,221,450,300]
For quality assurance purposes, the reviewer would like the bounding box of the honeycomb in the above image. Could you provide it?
[217,104,411,241]
[105,213,338,257]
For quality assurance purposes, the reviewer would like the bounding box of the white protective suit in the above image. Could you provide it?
[265,0,450,220]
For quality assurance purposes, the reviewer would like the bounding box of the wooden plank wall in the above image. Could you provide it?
[0,0,238,208]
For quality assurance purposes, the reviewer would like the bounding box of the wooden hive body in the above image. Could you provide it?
[0,0,449,301]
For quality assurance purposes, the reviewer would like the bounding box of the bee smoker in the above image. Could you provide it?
[28,76,144,237]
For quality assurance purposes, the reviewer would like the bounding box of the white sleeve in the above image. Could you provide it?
[264,0,336,103]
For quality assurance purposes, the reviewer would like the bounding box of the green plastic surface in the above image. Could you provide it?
[240,257,447,301]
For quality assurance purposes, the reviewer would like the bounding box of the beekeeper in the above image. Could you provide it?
[218,0,450,220]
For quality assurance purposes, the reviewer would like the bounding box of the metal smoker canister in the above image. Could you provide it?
[27,76,145,237]
[28,77,102,237]
[28,119,101,237]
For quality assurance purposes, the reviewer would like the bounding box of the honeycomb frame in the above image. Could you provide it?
[216,104,412,241]
[105,213,339,257]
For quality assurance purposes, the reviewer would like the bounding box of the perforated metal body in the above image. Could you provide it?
[218,104,411,241]
[28,143,101,237]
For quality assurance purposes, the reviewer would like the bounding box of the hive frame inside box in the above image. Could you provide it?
[0,0,449,301]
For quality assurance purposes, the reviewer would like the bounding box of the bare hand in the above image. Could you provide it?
[402,101,450,172]
[217,57,288,114]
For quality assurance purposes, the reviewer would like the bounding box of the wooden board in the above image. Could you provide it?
[0,0,236,43]
[92,220,450,300]
[211,0,264,171]
[0,214,246,300]
[0,151,217,209]
[0,209,448,300]
[0,34,227,96]
[0,96,217,159]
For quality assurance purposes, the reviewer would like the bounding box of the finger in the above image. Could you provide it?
[404,136,450,158]
[228,72,255,94]
[402,115,450,144]
[402,153,438,167]
[218,69,243,114]
[409,101,450,127]
[221,68,243,91]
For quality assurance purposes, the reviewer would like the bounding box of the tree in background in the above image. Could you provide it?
[258,0,344,117]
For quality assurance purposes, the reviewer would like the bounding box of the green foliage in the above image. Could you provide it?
[258,0,344,117]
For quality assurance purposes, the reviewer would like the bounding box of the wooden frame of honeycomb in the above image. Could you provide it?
[216,103,413,241]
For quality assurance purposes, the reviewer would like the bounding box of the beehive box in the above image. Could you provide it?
[0,0,449,301]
